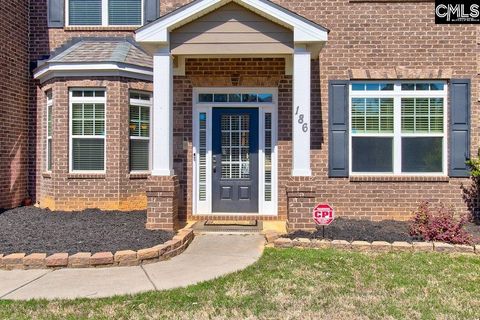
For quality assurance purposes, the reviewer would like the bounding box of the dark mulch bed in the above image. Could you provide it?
[0,207,174,255]
[287,218,480,244]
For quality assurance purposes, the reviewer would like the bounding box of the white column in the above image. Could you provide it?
[292,45,312,176]
[152,47,174,176]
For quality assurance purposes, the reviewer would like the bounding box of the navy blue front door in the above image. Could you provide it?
[212,108,259,213]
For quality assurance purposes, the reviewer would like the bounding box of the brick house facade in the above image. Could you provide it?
[1,0,478,231]
[0,0,30,209]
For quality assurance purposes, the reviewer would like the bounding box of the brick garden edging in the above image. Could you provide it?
[263,232,479,255]
[0,228,194,270]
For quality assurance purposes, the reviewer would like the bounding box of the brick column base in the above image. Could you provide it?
[286,179,317,231]
[146,175,179,231]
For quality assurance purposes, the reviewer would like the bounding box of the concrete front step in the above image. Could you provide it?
[191,220,263,234]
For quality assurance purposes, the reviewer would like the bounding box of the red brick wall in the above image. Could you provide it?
[159,1,478,227]
[30,1,479,227]
[275,0,478,228]
[36,78,153,211]
[28,1,139,203]
[29,1,137,61]
[0,0,29,208]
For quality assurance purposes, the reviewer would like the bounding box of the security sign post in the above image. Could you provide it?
[312,203,335,238]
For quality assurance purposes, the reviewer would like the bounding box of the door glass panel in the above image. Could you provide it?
[221,114,250,179]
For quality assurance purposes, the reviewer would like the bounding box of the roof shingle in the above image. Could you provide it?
[46,38,152,69]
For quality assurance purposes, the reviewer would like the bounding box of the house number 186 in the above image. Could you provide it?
[295,106,308,133]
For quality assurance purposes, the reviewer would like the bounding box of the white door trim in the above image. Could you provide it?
[192,87,278,216]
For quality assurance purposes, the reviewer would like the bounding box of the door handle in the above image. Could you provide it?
[212,155,217,173]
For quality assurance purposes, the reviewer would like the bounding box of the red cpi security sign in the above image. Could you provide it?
[313,203,335,226]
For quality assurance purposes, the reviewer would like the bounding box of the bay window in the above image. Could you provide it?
[68,0,142,26]
[129,91,151,172]
[70,89,106,172]
[350,82,447,175]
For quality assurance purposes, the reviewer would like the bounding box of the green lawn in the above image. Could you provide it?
[1,248,479,319]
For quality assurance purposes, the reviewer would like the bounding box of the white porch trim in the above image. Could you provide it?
[136,0,328,45]
[152,47,174,176]
[33,62,153,83]
[135,0,328,180]
[192,87,279,216]
[292,45,312,176]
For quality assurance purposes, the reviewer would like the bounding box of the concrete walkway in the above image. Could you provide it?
[0,234,265,300]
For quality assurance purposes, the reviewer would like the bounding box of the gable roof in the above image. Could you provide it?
[136,0,328,44]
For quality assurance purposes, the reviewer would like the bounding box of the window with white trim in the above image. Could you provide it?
[70,89,106,172]
[46,91,53,172]
[129,91,151,172]
[67,0,143,26]
[350,82,447,175]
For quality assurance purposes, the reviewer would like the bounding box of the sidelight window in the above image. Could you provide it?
[264,113,272,201]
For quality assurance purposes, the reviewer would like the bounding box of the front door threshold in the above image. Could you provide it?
[192,220,263,234]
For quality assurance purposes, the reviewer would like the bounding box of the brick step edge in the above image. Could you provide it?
[0,228,194,270]
[268,235,479,255]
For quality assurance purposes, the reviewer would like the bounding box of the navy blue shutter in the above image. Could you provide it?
[328,80,349,177]
[144,0,160,24]
[449,79,471,177]
[48,0,65,27]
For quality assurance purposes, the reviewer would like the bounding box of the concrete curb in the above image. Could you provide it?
[0,228,194,270]
[266,233,479,256]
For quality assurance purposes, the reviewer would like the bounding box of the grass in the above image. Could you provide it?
[0,248,479,319]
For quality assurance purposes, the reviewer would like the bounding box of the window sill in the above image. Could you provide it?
[64,26,139,32]
[68,173,106,180]
[349,175,449,182]
[42,172,52,178]
[129,172,150,179]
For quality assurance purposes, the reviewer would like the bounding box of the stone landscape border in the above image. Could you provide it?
[0,228,194,270]
[263,232,479,255]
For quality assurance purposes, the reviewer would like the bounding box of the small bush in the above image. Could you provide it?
[409,201,473,245]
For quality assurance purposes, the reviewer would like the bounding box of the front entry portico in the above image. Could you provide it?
[135,0,328,229]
